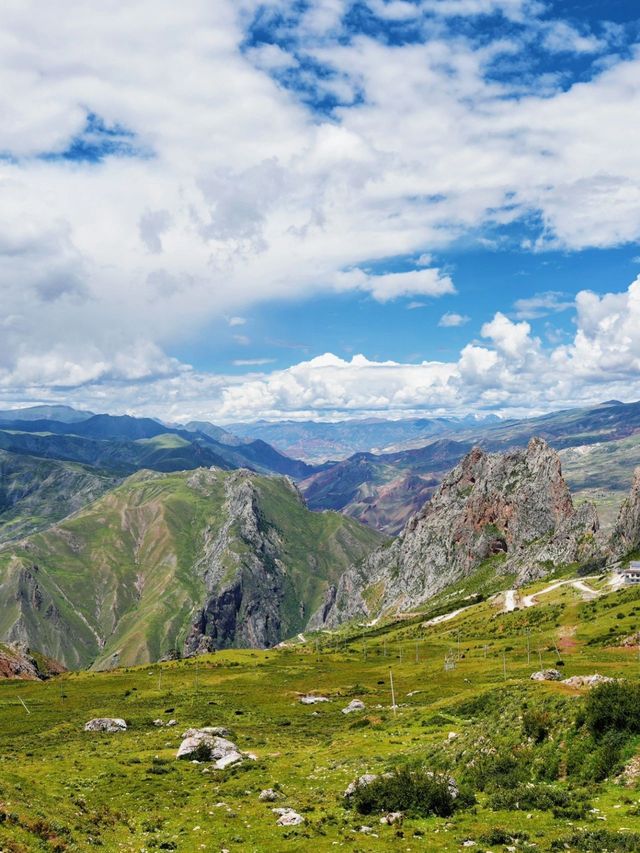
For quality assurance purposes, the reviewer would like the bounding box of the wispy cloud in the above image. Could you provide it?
[438,312,470,327]
[513,291,573,320]
[232,358,276,366]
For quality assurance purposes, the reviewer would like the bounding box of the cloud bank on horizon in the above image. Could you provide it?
[1,0,640,422]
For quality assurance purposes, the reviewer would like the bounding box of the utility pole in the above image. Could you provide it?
[389,668,397,716]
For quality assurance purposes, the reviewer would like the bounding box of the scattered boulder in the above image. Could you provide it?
[273,807,304,826]
[259,789,281,802]
[342,699,365,714]
[181,725,230,738]
[561,674,614,689]
[176,729,243,769]
[84,718,127,733]
[215,750,243,770]
[622,632,640,648]
[447,731,459,741]
[344,773,380,797]
[167,719,177,727]
[299,694,329,705]
[380,812,403,825]
[153,719,165,726]
[619,754,640,788]
[530,669,562,682]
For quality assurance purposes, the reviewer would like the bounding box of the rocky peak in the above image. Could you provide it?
[609,467,640,556]
[313,437,599,627]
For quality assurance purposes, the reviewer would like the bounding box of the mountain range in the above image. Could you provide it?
[1,399,640,671]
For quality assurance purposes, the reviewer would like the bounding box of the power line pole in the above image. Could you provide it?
[389,668,397,716]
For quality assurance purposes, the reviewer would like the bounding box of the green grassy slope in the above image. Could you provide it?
[0,565,639,851]
[0,450,118,543]
[0,469,382,670]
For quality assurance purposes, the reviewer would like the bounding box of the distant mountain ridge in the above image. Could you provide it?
[0,468,382,668]
[230,414,499,462]
[298,399,640,533]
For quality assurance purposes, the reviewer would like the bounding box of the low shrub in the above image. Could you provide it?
[585,681,640,738]
[348,768,474,818]
[550,829,640,852]
[488,782,589,818]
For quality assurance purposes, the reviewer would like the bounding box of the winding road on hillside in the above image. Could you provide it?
[521,577,599,608]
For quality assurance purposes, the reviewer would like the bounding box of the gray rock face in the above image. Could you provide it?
[183,472,286,653]
[84,718,127,733]
[313,438,600,626]
[609,467,640,555]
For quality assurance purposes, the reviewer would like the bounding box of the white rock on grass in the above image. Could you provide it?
[561,674,614,688]
[299,695,329,704]
[530,669,562,681]
[181,725,230,738]
[341,699,365,714]
[273,807,304,826]
[153,719,165,727]
[344,774,379,797]
[176,729,243,769]
[380,812,403,825]
[166,719,177,727]
[259,789,281,802]
[84,718,127,733]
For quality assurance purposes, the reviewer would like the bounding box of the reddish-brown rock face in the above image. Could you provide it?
[0,642,65,680]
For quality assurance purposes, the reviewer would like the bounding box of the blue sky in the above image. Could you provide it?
[1,0,640,422]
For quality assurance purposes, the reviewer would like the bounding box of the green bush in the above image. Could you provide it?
[522,708,550,743]
[488,782,589,818]
[463,746,530,792]
[550,829,640,852]
[348,768,474,818]
[190,742,212,762]
[479,828,529,845]
[585,681,640,738]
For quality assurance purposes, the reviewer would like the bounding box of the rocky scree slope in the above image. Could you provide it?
[312,438,600,627]
[0,467,382,669]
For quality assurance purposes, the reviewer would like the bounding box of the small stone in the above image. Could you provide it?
[299,695,329,704]
[273,807,304,826]
[380,811,403,825]
[344,774,379,797]
[341,699,365,714]
[259,789,280,802]
[530,669,562,681]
